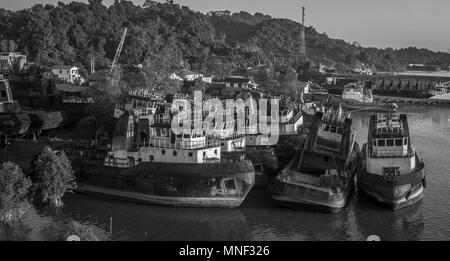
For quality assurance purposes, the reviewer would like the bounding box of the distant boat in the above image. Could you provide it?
[429,81,450,100]
[337,82,397,113]
[356,113,426,210]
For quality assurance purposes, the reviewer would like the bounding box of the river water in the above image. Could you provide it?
[1,104,449,241]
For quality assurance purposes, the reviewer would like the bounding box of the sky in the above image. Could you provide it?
[1,0,450,52]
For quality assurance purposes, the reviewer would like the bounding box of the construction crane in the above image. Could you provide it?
[110,27,128,74]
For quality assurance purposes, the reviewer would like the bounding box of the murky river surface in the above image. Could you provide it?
[1,104,449,241]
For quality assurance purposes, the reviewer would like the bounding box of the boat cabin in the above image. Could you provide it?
[106,111,222,168]
[366,114,416,176]
[306,109,354,158]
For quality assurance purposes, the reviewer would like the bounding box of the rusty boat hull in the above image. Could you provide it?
[271,158,357,213]
[71,159,255,208]
[356,157,426,210]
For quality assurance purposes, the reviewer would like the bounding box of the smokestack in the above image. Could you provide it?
[299,6,306,61]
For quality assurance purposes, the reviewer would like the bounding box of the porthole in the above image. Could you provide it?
[162,149,166,155]
[173,150,177,156]
[189,152,193,157]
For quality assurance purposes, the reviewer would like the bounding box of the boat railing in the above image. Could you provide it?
[213,133,246,141]
[368,148,414,159]
[63,96,94,104]
[140,138,221,150]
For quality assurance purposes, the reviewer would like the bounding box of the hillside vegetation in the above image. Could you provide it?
[1,0,450,78]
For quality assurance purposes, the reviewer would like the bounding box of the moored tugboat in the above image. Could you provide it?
[69,105,255,208]
[356,113,426,210]
[271,108,359,213]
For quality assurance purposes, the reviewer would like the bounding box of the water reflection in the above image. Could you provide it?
[352,189,424,241]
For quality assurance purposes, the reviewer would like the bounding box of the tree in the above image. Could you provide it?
[33,146,77,208]
[0,162,32,223]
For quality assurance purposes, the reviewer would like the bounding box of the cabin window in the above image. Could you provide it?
[203,151,207,158]
[404,138,408,146]
[324,125,330,132]
[224,179,236,191]
[162,149,166,155]
[395,139,403,146]
[149,155,154,161]
[337,127,343,134]
[214,149,218,155]
[378,140,385,147]
[173,151,177,156]
[183,131,191,139]
[188,152,193,157]
[330,126,337,133]
[387,139,394,147]
[0,91,5,97]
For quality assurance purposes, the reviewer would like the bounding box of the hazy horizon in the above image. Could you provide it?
[1,0,449,53]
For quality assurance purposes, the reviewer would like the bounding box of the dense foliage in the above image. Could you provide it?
[1,0,450,79]
[33,146,77,208]
[0,162,32,223]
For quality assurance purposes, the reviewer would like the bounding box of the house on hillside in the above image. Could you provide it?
[51,65,83,84]
[169,69,204,82]
[224,76,259,89]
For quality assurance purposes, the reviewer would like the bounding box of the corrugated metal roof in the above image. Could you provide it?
[86,70,110,82]
[52,65,78,70]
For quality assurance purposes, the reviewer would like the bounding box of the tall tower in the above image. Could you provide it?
[299,6,307,62]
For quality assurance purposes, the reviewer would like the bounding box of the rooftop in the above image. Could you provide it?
[52,65,78,70]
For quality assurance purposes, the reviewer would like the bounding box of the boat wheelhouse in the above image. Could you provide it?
[271,108,359,213]
[342,81,374,103]
[356,114,426,210]
[70,105,255,208]
[114,89,162,119]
